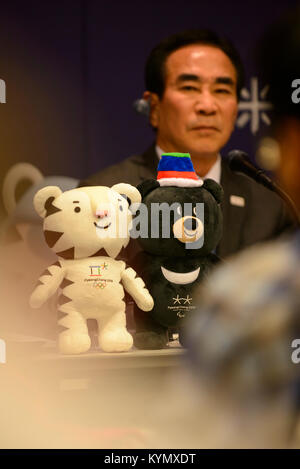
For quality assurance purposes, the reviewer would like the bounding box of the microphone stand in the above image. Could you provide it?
[227,150,300,227]
[270,182,300,227]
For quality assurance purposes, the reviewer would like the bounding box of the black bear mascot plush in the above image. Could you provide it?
[132,152,223,349]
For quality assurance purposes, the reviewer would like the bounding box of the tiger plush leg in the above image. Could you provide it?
[58,307,91,354]
[98,308,133,353]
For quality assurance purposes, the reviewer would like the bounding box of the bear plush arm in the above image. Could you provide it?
[121,267,154,312]
[30,261,65,309]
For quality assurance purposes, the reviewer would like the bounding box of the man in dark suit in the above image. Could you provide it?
[79,29,292,258]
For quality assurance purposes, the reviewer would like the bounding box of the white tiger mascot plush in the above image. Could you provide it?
[30,184,154,354]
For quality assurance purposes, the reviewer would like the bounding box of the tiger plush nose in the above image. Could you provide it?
[96,209,109,219]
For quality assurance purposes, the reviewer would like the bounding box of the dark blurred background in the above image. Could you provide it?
[0,0,298,205]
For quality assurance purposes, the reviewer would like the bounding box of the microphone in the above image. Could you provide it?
[227,149,300,226]
[227,149,275,191]
[132,99,150,116]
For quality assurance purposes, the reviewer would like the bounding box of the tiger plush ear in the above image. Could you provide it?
[111,183,142,209]
[33,186,62,219]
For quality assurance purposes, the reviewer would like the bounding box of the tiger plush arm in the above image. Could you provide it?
[30,261,65,309]
[121,267,154,312]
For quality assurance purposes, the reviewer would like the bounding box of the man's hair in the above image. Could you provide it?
[145,29,245,99]
[258,6,300,120]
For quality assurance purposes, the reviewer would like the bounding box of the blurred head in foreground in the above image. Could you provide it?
[257,5,300,210]
[179,7,300,448]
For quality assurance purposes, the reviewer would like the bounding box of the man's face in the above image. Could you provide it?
[149,44,238,159]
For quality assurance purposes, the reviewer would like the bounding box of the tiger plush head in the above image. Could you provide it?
[33,184,141,259]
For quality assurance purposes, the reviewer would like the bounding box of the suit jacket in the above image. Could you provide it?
[79,144,293,258]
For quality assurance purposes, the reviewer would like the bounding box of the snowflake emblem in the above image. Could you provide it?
[172,295,193,305]
[237,77,272,134]
[183,295,192,305]
[173,295,181,305]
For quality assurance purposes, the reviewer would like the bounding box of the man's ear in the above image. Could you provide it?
[143,91,160,128]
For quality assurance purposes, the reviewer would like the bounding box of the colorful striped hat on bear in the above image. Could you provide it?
[157,152,204,187]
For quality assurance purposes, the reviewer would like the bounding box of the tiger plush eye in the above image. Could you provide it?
[74,207,81,213]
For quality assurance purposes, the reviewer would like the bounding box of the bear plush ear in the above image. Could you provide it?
[111,183,142,209]
[33,186,62,219]
[203,179,224,204]
[137,179,160,199]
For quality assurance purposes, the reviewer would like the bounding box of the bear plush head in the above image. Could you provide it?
[135,178,223,258]
[33,184,141,260]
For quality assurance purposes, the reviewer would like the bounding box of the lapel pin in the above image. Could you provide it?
[230,195,245,207]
